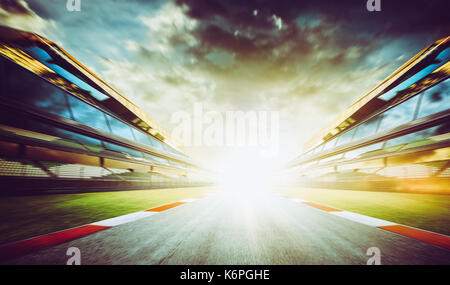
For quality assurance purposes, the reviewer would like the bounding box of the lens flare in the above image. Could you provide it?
[216,152,275,198]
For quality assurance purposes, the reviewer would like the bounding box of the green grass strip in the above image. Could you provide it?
[276,187,450,236]
[0,187,215,245]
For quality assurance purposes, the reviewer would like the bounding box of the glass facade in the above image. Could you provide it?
[0,26,212,192]
[67,95,111,133]
[377,95,419,132]
[352,116,379,141]
[4,58,72,119]
[384,122,450,150]
[292,72,449,187]
[312,120,449,168]
[105,115,134,139]
[378,48,450,101]
[20,45,110,101]
[335,128,356,147]
[343,142,383,160]
[0,55,183,161]
[306,78,449,159]
[417,79,450,119]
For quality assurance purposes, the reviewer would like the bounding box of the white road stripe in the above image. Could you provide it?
[91,211,158,227]
[289,198,309,203]
[281,196,398,227]
[330,211,397,227]
[179,198,199,203]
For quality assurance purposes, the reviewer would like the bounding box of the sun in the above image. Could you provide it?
[216,150,275,195]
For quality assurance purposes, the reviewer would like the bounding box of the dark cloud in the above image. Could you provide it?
[176,0,449,34]
[170,0,448,110]
[24,0,53,18]
[0,0,31,14]
[194,24,258,56]
[176,0,449,61]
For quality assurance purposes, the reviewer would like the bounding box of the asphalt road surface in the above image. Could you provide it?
[6,191,450,265]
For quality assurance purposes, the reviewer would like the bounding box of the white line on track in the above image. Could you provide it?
[91,211,158,227]
[330,211,397,227]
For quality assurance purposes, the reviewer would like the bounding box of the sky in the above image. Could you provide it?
[1,0,449,170]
